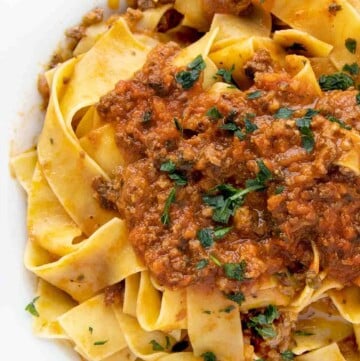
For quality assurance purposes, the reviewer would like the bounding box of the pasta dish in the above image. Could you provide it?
[11,1,360,360]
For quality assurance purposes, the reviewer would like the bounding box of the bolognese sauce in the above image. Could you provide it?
[95,42,360,295]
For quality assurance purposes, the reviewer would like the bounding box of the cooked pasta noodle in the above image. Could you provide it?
[11,1,360,360]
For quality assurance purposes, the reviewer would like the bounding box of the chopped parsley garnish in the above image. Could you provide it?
[216,65,235,84]
[196,259,209,270]
[94,340,108,346]
[202,351,217,361]
[174,118,183,133]
[274,107,294,119]
[294,330,314,336]
[247,305,280,340]
[219,305,236,313]
[88,326,93,334]
[175,55,206,89]
[296,109,318,153]
[356,92,360,105]
[142,110,152,123]
[197,228,214,248]
[203,160,272,224]
[25,297,40,317]
[225,291,245,305]
[281,350,295,360]
[345,38,357,54]
[207,106,223,121]
[275,185,285,195]
[319,72,354,91]
[327,115,352,130]
[223,261,247,281]
[149,340,165,351]
[219,122,245,140]
[160,160,187,186]
[197,227,232,248]
[244,114,258,133]
[160,160,176,173]
[247,90,263,99]
[342,62,360,75]
[161,188,176,226]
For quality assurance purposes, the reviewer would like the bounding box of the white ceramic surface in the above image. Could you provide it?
[0,1,117,359]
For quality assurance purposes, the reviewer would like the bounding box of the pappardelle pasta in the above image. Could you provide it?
[11,1,360,360]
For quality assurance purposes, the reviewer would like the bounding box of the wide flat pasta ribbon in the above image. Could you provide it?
[59,293,128,361]
[295,342,346,361]
[25,217,145,302]
[187,286,244,361]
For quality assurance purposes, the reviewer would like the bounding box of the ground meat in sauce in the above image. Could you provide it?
[96,43,360,295]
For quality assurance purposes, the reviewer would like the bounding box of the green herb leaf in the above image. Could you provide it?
[219,122,246,140]
[175,55,206,89]
[256,324,277,339]
[174,118,183,133]
[274,107,294,119]
[206,106,223,121]
[245,159,272,188]
[281,350,295,360]
[223,261,247,281]
[264,304,280,323]
[213,226,232,239]
[142,110,152,123]
[197,228,214,248]
[296,109,318,153]
[225,292,245,305]
[327,115,352,130]
[94,340,108,346]
[160,160,176,173]
[149,340,165,351]
[161,188,176,225]
[244,115,258,133]
[202,351,217,361]
[219,305,236,313]
[247,305,280,340]
[89,326,93,334]
[342,62,360,75]
[160,161,187,186]
[196,259,209,270]
[169,173,188,186]
[275,185,285,195]
[345,38,357,54]
[216,65,235,84]
[319,72,354,91]
[25,297,40,317]
[247,90,263,99]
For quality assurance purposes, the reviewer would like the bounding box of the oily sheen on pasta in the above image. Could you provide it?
[11,1,360,360]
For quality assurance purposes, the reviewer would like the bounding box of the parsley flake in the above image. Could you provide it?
[161,188,176,225]
[281,350,295,360]
[244,114,258,133]
[88,326,93,334]
[207,106,223,121]
[345,38,357,54]
[327,115,352,130]
[319,72,354,91]
[197,227,232,248]
[219,305,236,313]
[274,107,294,119]
[342,62,360,75]
[296,109,318,153]
[25,297,40,317]
[196,259,209,270]
[175,55,206,89]
[174,118,183,134]
[149,340,164,351]
[247,305,280,340]
[202,351,217,361]
[160,161,187,186]
[94,340,108,346]
[247,90,263,99]
[216,65,235,84]
[225,292,245,305]
[275,185,285,195]
[219,122,245,140]
[223,261,247,281]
